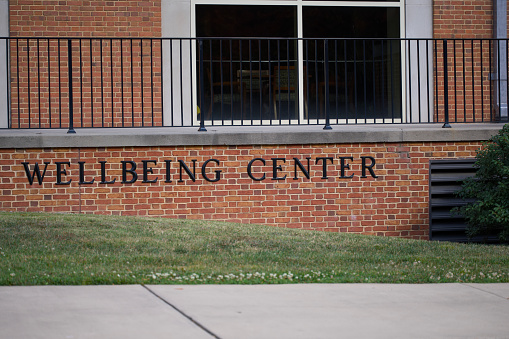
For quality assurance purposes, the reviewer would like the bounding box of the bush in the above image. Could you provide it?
[455,124,509,242]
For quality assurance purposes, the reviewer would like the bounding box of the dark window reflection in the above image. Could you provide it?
[196,5,296,38]
[196,5,402,122]
[303,7,401,120]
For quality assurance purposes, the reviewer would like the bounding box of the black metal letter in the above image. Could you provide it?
[100,161,116,184]
[271,158,287,180]
[361,156,378,178]
[316,157,334,179]
[164,160,172,183]
[55,162,72,185]
[202,159,222,182]
[22,162,50,185]
[340,157,354,179]
[142,160,158,183]
[293,157,311,180]
[122,160,138,184]
[78,161,95,185]
[178,160,196,182]
[247,158,266,181]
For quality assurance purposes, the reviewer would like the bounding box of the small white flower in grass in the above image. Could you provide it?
[445,272,453,279]
[10,273,15,277]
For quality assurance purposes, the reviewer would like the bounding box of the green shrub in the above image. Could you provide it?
[455,124,509,242]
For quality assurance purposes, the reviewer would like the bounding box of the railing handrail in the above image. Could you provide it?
[4,37,508,130]
[5,36,509,40]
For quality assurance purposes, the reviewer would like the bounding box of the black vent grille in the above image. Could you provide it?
[429,159,477,242]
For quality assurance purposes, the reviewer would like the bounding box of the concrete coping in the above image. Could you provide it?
[0,123,505,149]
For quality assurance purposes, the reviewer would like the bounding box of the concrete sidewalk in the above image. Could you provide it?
[1,284,508,339]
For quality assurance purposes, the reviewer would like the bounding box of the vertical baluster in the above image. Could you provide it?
[79,39,83,127]
[323,39,331,130]
[198,39,207,131]
[408,40,413,123]
[67,39,75,134]
[120,39,124,127]
[37,39,41,128]
[443,39,451,128]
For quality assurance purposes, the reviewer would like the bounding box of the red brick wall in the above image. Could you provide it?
[9,0,162,38]
[433,1,496,123]
[0,142,483,240]
[9,38,163,129]
[433,0,493,39]
[8,1,163,129]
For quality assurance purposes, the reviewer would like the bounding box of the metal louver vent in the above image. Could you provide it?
[429,159,477,242]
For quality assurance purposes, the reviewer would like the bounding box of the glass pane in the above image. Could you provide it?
[196,5,299,122]
[303,6,400,38]
[303,7,401,121]
[196,5,297,38]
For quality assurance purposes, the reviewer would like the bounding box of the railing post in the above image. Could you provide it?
[442,39,451,128]
[323,39,332,130]
[198,39,207,132]
[0,38,8,128]
[67,39,76,134]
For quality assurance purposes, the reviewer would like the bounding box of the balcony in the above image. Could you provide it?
[1,37,508,131]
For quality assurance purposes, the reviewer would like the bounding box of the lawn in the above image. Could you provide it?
[1,212,508,285]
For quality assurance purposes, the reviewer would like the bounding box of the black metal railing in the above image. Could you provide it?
[3,37,509,131]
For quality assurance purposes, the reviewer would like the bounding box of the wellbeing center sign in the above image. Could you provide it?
[21,156,379,185]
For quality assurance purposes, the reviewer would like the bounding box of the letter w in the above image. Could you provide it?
[22,162,50,185]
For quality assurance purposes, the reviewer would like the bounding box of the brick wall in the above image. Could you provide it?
[433,0,493,39]
[8,1,163,129]
[433,0,496,124]
[9,0,162,38]
[9,38,163,129]
[0,142,483,240]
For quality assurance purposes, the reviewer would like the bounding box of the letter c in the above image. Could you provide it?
[247,158,266,181]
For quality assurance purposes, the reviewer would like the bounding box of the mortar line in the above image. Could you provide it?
[141,284,222,339]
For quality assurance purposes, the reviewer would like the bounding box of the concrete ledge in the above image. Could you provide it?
[0,123,505,149]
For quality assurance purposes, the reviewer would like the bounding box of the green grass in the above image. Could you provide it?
[1,212,508,285]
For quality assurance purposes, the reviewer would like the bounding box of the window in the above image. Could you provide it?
[194,0,403,123]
